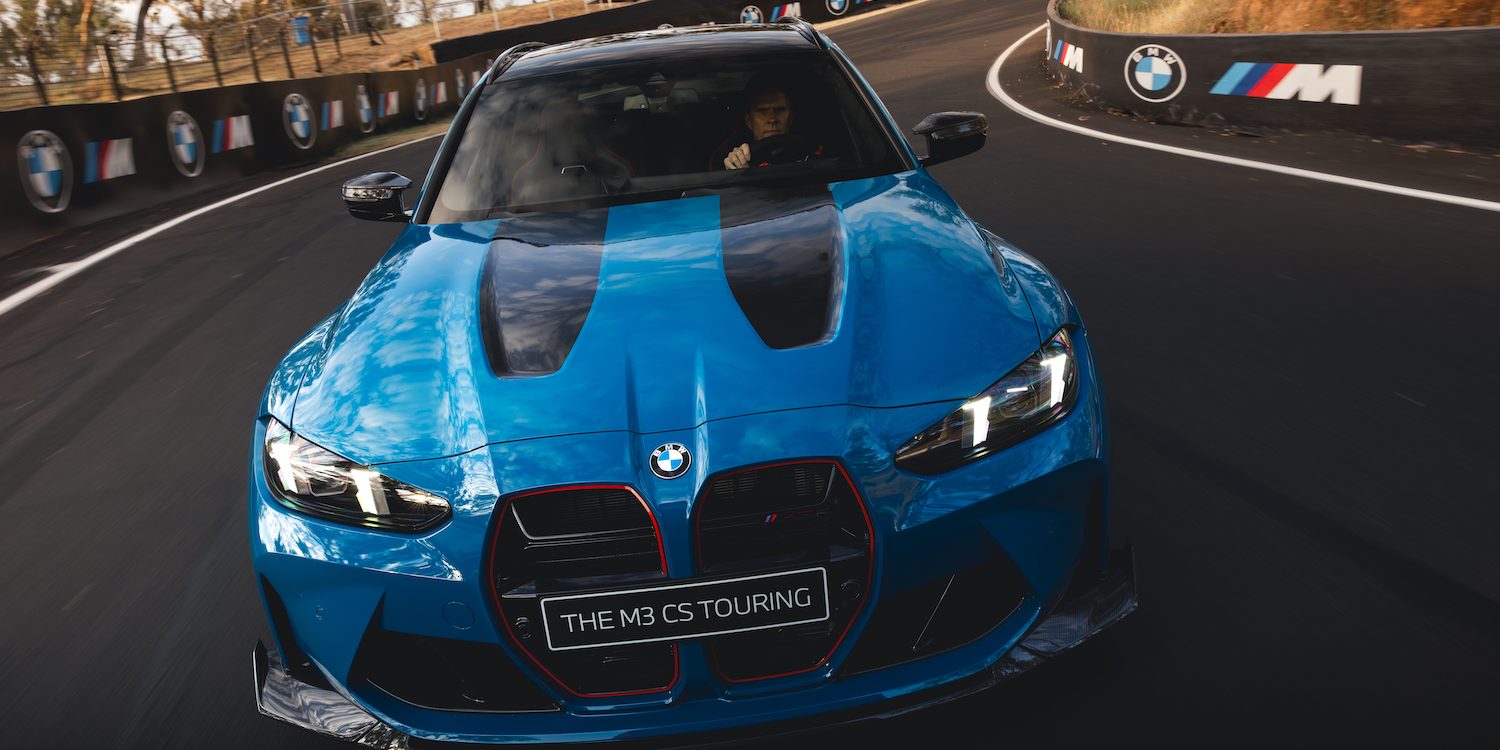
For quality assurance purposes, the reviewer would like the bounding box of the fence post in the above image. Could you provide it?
[547,0,556,21]
[491,0,500,30]
[207,31,224,87]
[102,41,125,100]
[247,27,262,82]
[161,38,178,91]
[279,28,294,78]
[309,24,322,72]
[331,22,342,58]
[26,44,49,106]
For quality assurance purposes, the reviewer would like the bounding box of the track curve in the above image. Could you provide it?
[0,1,1495,747]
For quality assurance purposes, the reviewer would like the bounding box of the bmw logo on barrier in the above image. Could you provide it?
[741,5,764,23]
[166,110,205,177]
[1124,44,1187,103]
[18,130,72,214]
[415,78,429,121]
[282,93,317,149]
[826,0,848,15]
[454,68,466,99]
[355,84,376,133]
[649,443,691,480]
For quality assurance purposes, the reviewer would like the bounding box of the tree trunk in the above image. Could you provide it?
[79,0,95,51]
[131,0,155,68]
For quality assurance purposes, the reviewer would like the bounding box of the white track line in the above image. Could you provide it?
[0,133,445,320]
[988,24,1500,214]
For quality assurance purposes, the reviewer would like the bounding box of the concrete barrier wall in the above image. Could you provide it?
[1,55,492,256]
[1044,0,1500,149]
[1,0,893,256]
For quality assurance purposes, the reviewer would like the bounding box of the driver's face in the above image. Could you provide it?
[745,91,792,141]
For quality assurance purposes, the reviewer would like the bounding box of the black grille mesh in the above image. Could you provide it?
[489,486,676,697]
[694,461,872,682]
[511,487,648,538]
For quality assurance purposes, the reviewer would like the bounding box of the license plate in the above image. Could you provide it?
[540,567,829,651]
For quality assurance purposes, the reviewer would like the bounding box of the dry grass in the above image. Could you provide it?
[1058,0,1500,33]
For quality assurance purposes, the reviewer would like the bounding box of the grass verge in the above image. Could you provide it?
[1058,0,1500,33]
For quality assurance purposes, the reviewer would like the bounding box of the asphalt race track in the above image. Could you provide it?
[2,0,1497,746]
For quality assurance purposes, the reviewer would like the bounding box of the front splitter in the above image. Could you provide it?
[252,547,1137,748]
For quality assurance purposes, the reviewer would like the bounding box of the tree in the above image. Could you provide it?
[0,0,121,80]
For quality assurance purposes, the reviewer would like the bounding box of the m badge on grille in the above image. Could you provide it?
[650,443,691,480]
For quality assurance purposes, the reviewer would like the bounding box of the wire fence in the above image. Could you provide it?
[1,0,627,110]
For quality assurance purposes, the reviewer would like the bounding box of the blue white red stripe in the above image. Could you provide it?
[321,100,345,129]
[1051,40,1083,72]
[1210,62,1362,105]
[83,138,135,183]
[768,2,801,20]
[211,115,255,153]
[377,91,400,117]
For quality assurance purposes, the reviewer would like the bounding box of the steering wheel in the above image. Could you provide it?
[748,134,819,166]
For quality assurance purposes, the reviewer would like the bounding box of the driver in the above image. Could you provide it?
[721,79,820,170]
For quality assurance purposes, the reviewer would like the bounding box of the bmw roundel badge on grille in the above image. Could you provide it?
[650,443,691,479]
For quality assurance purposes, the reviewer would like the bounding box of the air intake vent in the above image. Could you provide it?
[351,629,558,713]
[841,554,1029,676]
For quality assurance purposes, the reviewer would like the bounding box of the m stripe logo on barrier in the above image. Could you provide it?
[1052,40,1083,73]
[1210,63,1362,105]
[769,2,801,20]
[211,115,255,153]
[431,81,448,105]
[83,138,136,183]
[322,101,345,130]
[377,91,400,117]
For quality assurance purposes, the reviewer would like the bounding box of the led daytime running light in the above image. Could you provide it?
[894,328,1079,474]
[262,419,450,531]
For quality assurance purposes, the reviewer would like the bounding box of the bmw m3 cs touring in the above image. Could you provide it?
[250,19,1135,748]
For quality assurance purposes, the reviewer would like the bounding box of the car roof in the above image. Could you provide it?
[500,24,824,80]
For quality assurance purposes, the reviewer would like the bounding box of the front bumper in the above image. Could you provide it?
[251,326,1118,744]
[255,547,1137,748]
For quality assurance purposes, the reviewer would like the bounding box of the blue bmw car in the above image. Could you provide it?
[251,19,1135,747]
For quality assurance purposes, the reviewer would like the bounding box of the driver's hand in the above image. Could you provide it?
[723,143,750,170]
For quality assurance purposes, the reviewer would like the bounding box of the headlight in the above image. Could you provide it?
[894,328,1078,475]
[262,419,450,531]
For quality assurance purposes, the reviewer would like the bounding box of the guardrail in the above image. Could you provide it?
[1,0,895,257]
[1043,0,1500,150]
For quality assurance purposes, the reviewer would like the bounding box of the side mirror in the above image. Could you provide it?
[912,112,988,167]
[342,172,413,222]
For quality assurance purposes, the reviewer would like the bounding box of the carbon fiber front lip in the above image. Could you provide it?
[254,640,408,749]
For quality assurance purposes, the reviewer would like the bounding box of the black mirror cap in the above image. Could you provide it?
[913,111,988,167]
[342,172,414,222]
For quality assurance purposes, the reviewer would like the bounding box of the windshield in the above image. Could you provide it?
[427,50,907,222]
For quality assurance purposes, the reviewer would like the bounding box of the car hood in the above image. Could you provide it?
[289,171,1041,464]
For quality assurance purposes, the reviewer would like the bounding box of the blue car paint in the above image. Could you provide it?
[286,172,1040,466]
[251,319,1104,742]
